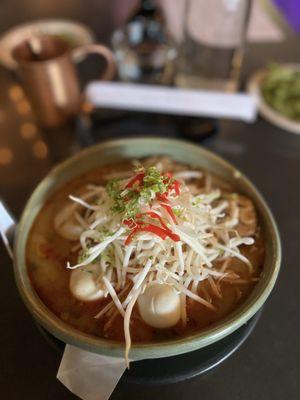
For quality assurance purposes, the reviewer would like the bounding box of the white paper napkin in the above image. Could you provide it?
[0,200,15,259]
[86,82,257,122]
[57,345,127,400]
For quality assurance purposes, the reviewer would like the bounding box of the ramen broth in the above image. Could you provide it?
[26,159,264,343]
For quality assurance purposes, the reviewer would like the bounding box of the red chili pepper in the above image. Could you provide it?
[125,173,145,189]
[124,228,139,245]
[137,210,175,230]
[164,230,180,242]
[143,224,180,242]
[160,204,177,224]
[146,211,169,230]
[140,224,168,239]
[156,193,169,203]
[123,218,137,229]
[125,223,180,245]
[125,224,164,245]
[170,179,181,196]
[133,211,169,231]
[163,172,173,184]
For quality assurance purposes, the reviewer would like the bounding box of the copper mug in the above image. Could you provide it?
[12,36,116,129]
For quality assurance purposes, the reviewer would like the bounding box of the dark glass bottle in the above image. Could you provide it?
[112,0,177,85]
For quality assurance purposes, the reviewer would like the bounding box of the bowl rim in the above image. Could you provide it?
[14,137,281,360]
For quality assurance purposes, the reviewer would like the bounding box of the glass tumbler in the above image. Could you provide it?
[175,0,250,92]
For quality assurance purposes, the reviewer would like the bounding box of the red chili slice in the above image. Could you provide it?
[156,193,169,203]
[164,230,180,242]
[171,179,181,195]
[125,223,180,245]
[142,224,180,242]
[125,173,145,189]
[163,172,173,183]
[125,228,139,245]
[137,210,174,231]
[146,211,169,230]
[160,204,177,224]
[123,218,137,229]
[141,224,168,239]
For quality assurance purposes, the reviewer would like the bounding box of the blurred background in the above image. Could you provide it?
[0,0,297,42]
[0,1,299,400]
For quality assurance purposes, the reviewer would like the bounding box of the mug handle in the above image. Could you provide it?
[71,44,116,81]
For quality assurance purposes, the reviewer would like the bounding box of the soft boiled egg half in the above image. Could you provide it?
[69,264,105,302]
[137,283,181,328]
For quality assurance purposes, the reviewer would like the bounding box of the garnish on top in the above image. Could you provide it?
[106,166,179,219]
[107,166,181,245]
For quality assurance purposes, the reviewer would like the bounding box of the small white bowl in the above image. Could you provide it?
[0,19,96,70]
[247,64,300,135]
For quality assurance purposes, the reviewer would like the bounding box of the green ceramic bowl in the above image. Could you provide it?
[14,138,281,360]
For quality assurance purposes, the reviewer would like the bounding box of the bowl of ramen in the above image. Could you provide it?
[12,138,281,364]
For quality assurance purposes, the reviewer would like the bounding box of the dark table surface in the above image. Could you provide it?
[0,16,300,400]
